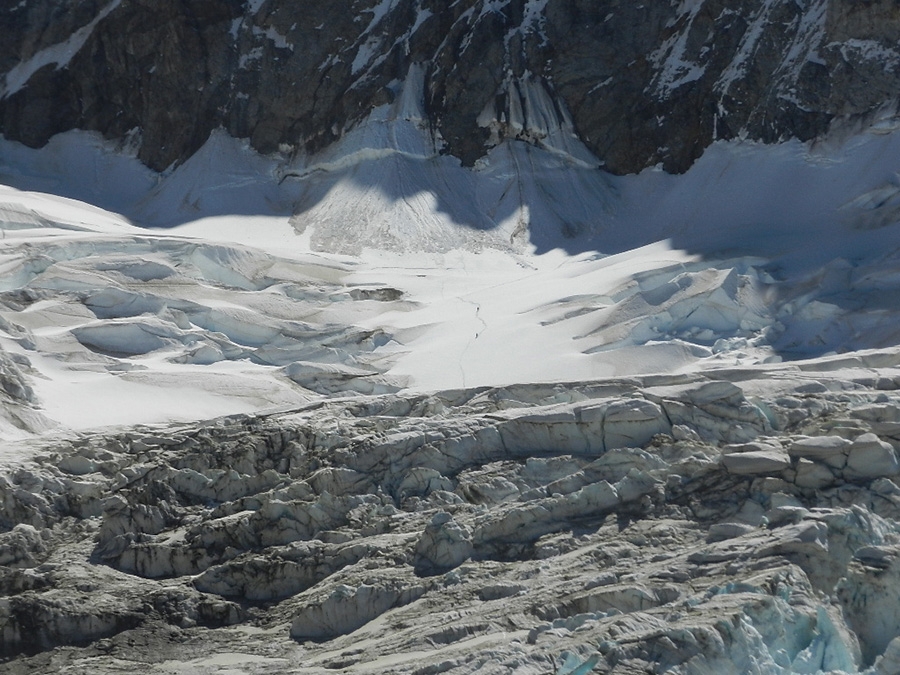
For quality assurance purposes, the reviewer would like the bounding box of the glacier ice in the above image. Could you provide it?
[2,84,900,675]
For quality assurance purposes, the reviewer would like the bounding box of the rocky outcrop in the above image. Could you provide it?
[2,0,900,174]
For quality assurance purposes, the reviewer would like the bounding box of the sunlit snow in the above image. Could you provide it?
[4,51,900,675]
[1,81,899,445]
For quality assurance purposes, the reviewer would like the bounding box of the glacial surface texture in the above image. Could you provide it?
[2,1,900,674]
[6,354,900,674]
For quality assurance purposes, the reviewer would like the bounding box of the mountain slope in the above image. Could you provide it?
[2,0,900,174]
[5,3,900,674]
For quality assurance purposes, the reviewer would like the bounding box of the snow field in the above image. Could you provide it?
[0,71,899,440]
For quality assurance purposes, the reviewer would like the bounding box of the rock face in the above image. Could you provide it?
[2,0,900,174]
[3,370,900,672]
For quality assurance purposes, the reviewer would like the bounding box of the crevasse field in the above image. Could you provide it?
[2,78,900,436]
[2,75,900,674]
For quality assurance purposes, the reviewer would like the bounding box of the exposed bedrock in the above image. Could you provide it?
[3,0,900,173]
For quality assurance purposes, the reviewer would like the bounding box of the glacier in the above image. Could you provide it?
[1,70,900,674]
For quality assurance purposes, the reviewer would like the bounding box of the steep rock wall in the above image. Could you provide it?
[1,0,899,173]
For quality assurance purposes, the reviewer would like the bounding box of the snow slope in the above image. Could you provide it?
[3,72,900,675]
[1,87,900,438]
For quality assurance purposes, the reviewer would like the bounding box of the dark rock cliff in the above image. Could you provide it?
[1,0,899,174]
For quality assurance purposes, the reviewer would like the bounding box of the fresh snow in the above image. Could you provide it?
[351,0,402,75]
[773,0,828,85]
[837,38,900,70]
[245,0,267,15]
